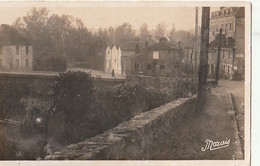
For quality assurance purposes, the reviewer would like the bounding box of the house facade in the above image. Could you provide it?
[104,44,122,74]
[143,38,182,77]
[0,24,33,71]
[209,7,245,79]
[208,36,235,79]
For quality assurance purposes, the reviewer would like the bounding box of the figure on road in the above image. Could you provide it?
[112,69,115,78]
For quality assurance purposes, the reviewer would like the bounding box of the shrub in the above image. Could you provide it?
[95,83,148,124]
[163,78,197,102]
[48,71,94,144]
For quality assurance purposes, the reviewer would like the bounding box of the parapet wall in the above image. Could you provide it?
[47,95,197,160]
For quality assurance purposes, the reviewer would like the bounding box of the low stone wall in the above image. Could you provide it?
[46,95,197,160]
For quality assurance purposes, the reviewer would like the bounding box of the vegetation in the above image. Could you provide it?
[43,71,196,145]
[12,7,196,72]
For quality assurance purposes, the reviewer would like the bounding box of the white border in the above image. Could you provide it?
[0,1,252,166]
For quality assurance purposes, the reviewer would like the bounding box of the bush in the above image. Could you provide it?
[48,71,94,144]
[95,83,148,124]
[163,78,197,102]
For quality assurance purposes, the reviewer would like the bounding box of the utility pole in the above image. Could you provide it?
[193,7,198,83]
[197,7,210,111]
[215,28,222,85]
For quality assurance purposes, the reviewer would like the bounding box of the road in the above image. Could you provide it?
[219,80,245,153]
[141,80,244,160]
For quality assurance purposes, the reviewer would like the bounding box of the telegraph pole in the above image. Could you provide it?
[215,28,222,85]
[197,7,210,111]
[193,7,198,83]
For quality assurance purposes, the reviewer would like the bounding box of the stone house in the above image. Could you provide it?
[104,37,156,75]
[208,36,235,79]
[143,38,182,77]
[209,7,245,79]
[0,24,33,71]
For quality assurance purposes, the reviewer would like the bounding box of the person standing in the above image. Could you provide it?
[112,69,115,78]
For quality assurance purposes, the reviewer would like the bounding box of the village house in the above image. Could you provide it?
[104,44,121,74]
[208,35,235,79]
[209,7,245,79]
[143,37,182,77]
[104,37,156,75]
[0,24,33,72]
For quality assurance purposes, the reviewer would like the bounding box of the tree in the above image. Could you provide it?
[112,23,135,44]
[139,23,150,40]
[168,24,176,42]
[155,21,167,37]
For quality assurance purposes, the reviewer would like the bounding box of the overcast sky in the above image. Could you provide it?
[0,6,220,32]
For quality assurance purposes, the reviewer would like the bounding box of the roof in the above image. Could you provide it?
[0,24,30,46]
[107,43,120,49]
[209,35,235,49]
[122,53,143,60]
[148,40,177,50]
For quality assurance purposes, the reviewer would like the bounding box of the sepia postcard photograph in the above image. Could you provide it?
[0,1,251,166]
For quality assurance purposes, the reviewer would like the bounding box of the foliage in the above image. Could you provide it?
[163,78,197,102]
[0,80,30,120]
[47,71,94,143]
[155,21,167,37]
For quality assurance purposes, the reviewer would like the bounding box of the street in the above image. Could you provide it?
[141,80,244,160]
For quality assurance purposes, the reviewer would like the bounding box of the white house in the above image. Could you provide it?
[0,24,33,71]
[104,44,122,74]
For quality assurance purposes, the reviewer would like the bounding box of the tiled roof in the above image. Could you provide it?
[0,24,30,46]
[148,40,177,50]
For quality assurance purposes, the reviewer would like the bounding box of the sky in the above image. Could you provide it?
[0,5,220,32]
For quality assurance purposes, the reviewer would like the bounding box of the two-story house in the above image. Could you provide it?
[0,24,33,71]
[143,37,182,77]
[208,35,235,79]
[209,7,245,79]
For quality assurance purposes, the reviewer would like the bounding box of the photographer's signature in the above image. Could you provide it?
[201,138,230,151]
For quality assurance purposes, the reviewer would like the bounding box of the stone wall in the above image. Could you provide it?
[0,73,125,99]
[46,95,197,160]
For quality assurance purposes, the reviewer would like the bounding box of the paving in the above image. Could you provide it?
[143,81,244,160]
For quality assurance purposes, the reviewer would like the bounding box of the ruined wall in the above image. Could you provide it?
[47,95,197,160]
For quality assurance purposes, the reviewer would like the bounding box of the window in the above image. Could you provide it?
[229,22,232,31]
[160,65,165,70]
[228,51,231,59]
[16,59,19,69]
[0,46,2,55]
[147,65,151,70]
[153,51,159,59]
[227,66,230,74]
[16,46,19,55]
[26,59,29,67]
[225,23,228,31]
[26,46,29,55]
[222,50,225,59]
[134,63,139,72]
